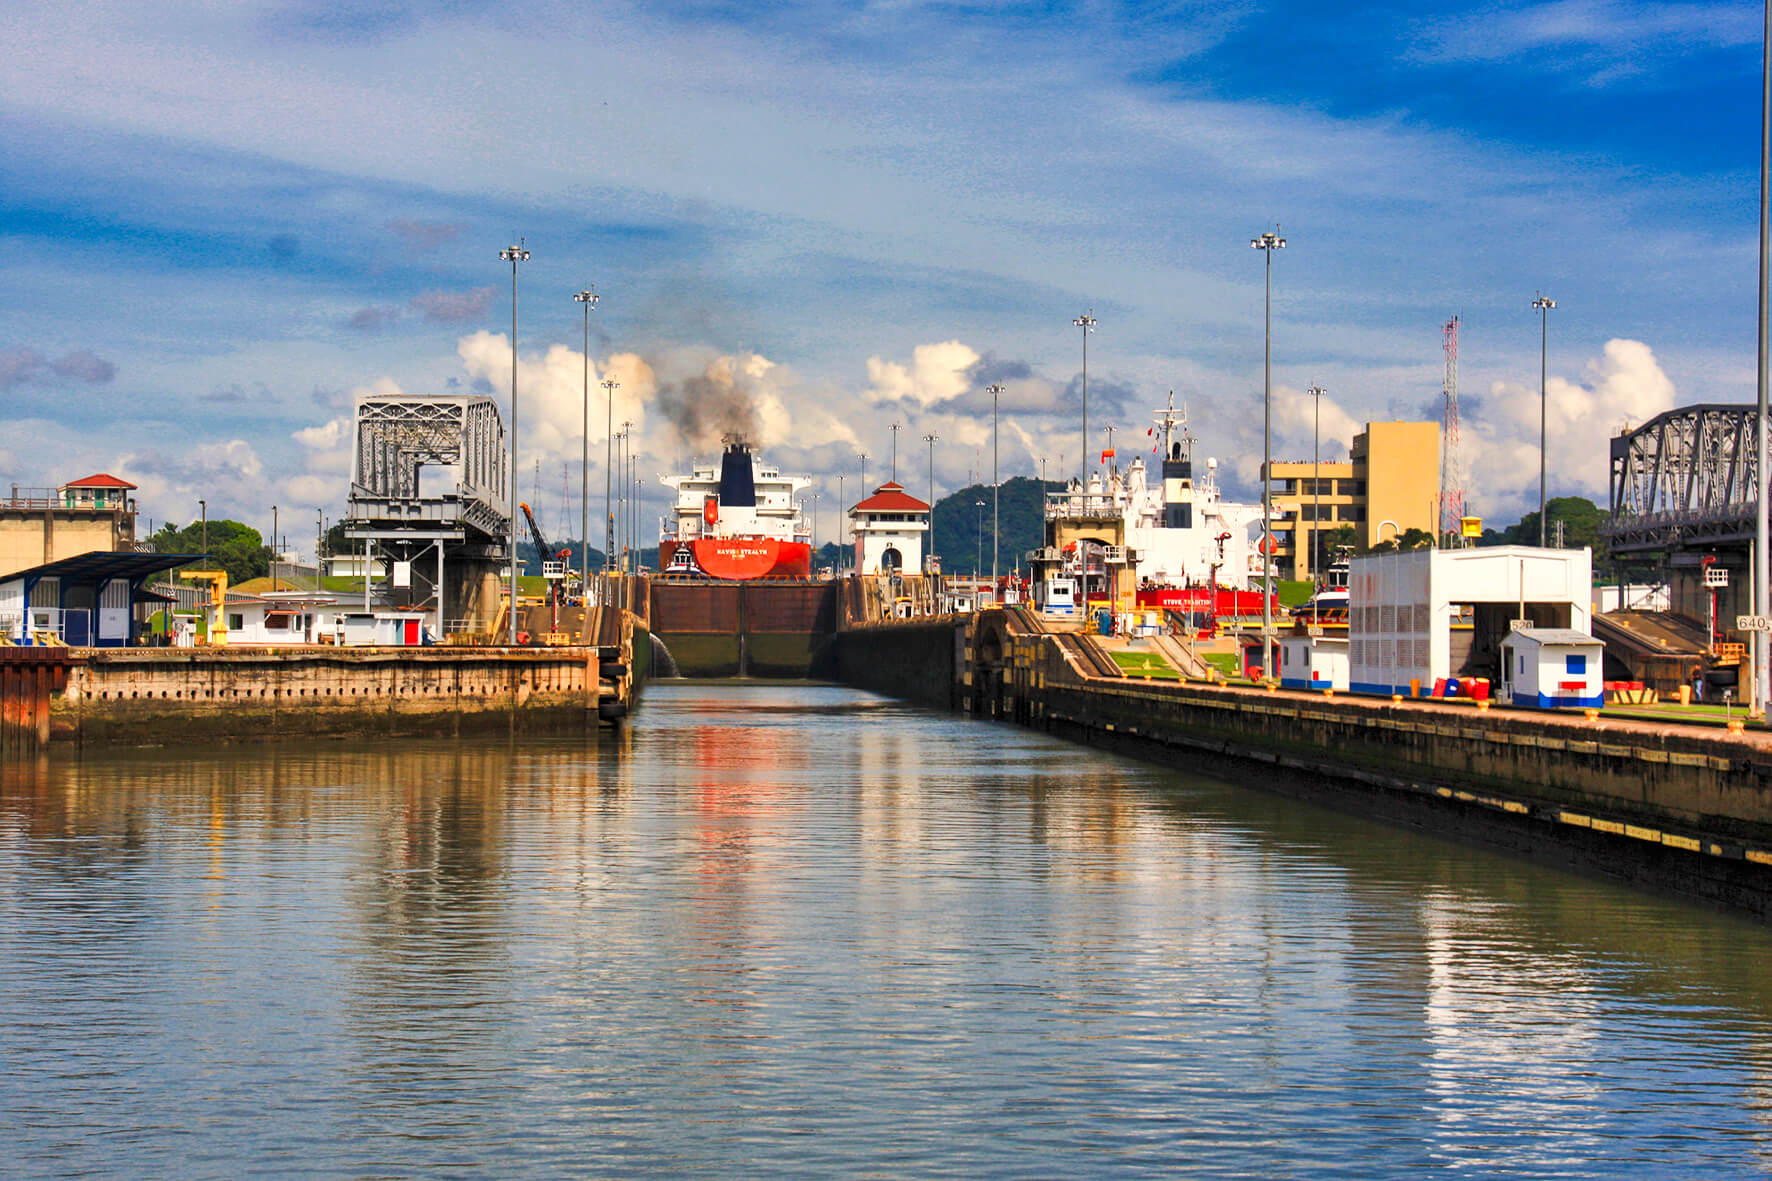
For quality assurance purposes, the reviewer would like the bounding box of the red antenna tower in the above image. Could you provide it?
[1440,315,1463,538]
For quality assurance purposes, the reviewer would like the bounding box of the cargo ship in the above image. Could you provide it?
[658,441,813,580]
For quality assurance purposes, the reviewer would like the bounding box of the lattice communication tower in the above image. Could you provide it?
[1439,315,1463,538]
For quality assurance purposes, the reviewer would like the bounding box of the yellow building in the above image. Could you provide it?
[0,474,140,579]
[1266,421,1440,580]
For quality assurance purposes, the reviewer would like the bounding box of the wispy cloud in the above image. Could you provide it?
[387,217,460,252]
[410,287,495,324]
[346,306,400,331]
[1409,0,1758,82]
[0,347,116,389]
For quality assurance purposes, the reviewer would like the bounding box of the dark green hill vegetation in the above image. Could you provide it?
[930,476,1058,575]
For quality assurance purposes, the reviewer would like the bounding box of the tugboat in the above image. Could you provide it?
[658,441,813,580]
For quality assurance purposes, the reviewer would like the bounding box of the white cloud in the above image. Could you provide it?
[1463,337,1677,521]
[866,341,979,408]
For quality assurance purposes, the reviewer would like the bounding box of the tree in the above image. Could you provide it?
[148,519,270,586]
[1476,496,1609,562]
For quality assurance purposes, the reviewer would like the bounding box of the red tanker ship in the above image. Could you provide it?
[658,441,813,580]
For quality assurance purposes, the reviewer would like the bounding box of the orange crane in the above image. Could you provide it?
[519,501,571,634]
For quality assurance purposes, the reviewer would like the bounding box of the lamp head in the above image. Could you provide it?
[574,289,599,306]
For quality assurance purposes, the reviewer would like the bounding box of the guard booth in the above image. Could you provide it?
[1279,631,1349,691]
[1498,627,1604,709]
[1034,576,1078,619]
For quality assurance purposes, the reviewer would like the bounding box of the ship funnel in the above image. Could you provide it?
[718,441,757,508]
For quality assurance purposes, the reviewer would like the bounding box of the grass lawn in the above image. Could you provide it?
[1277,579,1315,608]
[1202,652,1242,679]
[1110,650,1180,680]
[1598,700,1763,729]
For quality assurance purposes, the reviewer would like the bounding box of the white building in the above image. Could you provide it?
[1348,545,1594,698]
[848,481,930,575]
[1279,632,1349,691]
[220,592,345,646]
[1499,627,1604,709]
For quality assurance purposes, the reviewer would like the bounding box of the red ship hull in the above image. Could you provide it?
[660,538,812,580]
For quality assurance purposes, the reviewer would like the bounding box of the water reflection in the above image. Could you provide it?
[5,685,1772,1176]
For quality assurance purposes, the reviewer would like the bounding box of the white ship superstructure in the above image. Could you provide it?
[1047,397,1263,590]
[660,442,809,546]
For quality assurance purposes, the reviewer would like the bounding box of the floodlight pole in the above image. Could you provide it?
[1757,0,1771,716]
[620,421,634,573]
[602,377,620,576]
[1534,294,1556,548]
[1252,227,1286,682]
[1073,312,1097,483]
[1308,385,1325,581]
[575,288,599,598]
[924,433,939,578]
[500,239,530,645]
[989,383,1004,588]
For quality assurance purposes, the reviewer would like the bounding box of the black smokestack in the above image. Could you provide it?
[718,441,756,507]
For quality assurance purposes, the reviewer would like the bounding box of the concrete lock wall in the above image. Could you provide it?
[55,648,603,745]
[825,613,1772,916]
[821,621,957,710]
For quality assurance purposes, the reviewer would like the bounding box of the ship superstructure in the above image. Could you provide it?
[1034,397,1264,601]
[659,441,813,579]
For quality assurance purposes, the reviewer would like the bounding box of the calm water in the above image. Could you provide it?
[5,683,1772,1178]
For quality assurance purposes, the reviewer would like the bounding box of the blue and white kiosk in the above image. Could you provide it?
[1498,626,1604,709]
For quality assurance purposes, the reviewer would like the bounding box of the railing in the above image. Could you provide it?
[1045,492,1120,519]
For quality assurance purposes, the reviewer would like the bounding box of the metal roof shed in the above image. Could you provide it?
[0,551,201,646]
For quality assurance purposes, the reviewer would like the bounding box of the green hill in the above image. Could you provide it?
[929,476,1058,576]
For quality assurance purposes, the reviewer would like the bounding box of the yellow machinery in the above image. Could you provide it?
[178,569,229,645]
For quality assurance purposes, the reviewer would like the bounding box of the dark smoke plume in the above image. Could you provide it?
[655,367,761,450]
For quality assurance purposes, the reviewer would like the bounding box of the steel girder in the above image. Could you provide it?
[347,394,510,547]
[1605,403,1760,554]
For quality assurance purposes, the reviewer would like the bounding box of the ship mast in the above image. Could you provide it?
[1151,390,1193,463]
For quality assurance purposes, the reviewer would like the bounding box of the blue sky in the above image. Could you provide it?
[1,0,1764,552]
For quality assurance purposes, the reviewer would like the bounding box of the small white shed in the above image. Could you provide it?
[1499,627,1603,709]
[1279,632,1349,691]
[336,610,429,647]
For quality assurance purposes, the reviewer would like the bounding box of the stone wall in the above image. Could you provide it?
[55,647,603,746]
[819,620,958,709]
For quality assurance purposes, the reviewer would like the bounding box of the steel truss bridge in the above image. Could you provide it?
[1606,403,1762,558]
[345,395,511,631]
[347,394,509,557]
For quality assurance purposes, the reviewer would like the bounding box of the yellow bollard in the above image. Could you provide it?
[1678,684,1691,706]
[1391,694,1403,704]
[1477,700,1490,711]
[1583,707,1599,722]
[1728,718,1746,734]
